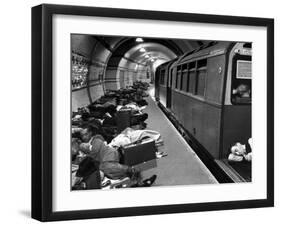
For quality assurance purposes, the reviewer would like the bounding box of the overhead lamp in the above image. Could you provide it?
[139,47,146,52]
[145,55,149,58]
[136,38,144,42]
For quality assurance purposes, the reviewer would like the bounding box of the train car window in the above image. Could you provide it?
[197,59,207,68]
[187,61,196,94]
[181,64,188,91]
[189,61,196,70]
[171,67,177,89]
[176,65,182,89]
[182,64,187,71]
[197,70,206,96]
[243,42,252,48]
[231,57,252,104]
[186,70,190,92]
[188,71,196,94]
[180,74,183,90]
[179,65,187,90]
[196,59,207,96]
[185,63,190,92]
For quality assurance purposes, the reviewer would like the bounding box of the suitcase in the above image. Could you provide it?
[121,138,157,171]
[116,108,131,133]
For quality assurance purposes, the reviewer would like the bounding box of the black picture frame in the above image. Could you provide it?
[31,4,274,222]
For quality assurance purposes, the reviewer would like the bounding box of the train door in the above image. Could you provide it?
[169,66,177,109]
[154,67,160,100]
[166,67,172,108]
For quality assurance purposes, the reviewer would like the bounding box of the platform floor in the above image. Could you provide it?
[141,91,218,186]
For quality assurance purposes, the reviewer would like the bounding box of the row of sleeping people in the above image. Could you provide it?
[71,82,162,190]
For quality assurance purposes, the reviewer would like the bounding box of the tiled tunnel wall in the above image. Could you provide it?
[71,34,150,111]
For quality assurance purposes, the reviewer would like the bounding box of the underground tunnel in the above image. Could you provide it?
[71,34,252,190]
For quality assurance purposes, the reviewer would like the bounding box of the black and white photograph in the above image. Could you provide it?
[71,34,252,191]
[30,2,274,222]
[0,0,279,225]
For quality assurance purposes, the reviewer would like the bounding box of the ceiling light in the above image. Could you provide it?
[145,55,149,58]
[136,38,143,42]
[139,47,146,52]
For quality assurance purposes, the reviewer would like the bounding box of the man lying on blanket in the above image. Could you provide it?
[72,125,156,189]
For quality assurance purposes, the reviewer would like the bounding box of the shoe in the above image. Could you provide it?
[141,175,157,187]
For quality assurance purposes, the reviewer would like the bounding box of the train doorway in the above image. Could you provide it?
[166,72,172,108]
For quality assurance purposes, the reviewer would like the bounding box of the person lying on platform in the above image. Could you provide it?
[73,125,157,187]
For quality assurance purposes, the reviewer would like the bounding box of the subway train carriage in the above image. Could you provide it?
[155,41,252,182]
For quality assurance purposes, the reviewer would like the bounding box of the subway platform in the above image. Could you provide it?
[141,88,218,186]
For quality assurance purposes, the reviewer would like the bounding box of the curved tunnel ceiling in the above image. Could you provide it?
[111,37,185,58]
[71,34,213,109]
[123,42,177,67]
[96,36,208,74]
[73,35,210,70]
